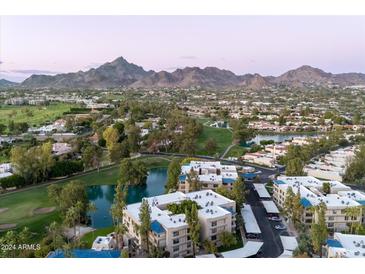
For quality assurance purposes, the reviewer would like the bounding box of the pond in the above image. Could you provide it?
[87,167,167,228]
[250,133,319,144]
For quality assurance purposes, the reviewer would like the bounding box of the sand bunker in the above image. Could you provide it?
[33,207,56,215]
[0,208,8,214]
[0,223,16,230]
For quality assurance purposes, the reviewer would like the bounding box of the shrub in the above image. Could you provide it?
[0,174,26,189]
[49,160,84,177]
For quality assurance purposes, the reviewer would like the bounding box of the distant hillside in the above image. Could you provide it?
[20,56,365,89]
[0,79,18,88]
[21,57,153,88]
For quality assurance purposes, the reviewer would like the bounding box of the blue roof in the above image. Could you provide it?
[150,220,166,234]
[241,173,257,179]
[356,200,365,205]
[222,178,236,184]
[179,175,186,181]
[48,249,121,258]
[221,206,235,214]
[273,180,285,185]
[300,198,313,208]
[326,239,343,248]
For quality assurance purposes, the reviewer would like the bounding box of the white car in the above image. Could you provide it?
[274,224,286,230]
[268,216,281,221]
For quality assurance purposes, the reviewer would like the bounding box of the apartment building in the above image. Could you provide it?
[123,190,236,258]
[178,161,238,193]
[273,176,364,232]
[304,146,356,182]
[324,233,365,258]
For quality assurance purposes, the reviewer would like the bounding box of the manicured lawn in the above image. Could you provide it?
[225,145,247,158]
[80,226,115,248]
[0,103,77,126]
[196,125,232,156]
[0,156,171,240]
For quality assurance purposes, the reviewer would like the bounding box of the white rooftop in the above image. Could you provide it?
[181,161,238,185]
[276,176,361,209]
[262,200,280,214]
[280,236,298,251]
[253,183,271,198]
[329,233,365,258]
[220,241,263,258]
[125,190,235,230]
[241,204,261,234]
[338,190,365,202]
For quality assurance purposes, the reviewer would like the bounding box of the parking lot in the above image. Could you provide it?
[245,179,289,258]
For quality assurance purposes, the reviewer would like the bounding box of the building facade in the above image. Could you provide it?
[123,190,236,257]
[273,176,364,233]
[178,161,238,193]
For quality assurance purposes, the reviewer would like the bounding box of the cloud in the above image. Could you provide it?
[180,55,198,60]
[11,69,60,75]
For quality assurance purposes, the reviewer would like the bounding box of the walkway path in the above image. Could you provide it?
[220,143,235,159]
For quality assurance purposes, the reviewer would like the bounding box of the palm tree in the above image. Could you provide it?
[187,168,200,192]
[203,240,217,254]
[111,182,128,249]
[345,206,362,233]
[88,202,97,239]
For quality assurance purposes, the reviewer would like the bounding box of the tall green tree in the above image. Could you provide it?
[111,181,128,249]
[344,206,363,234]
[103,127,120,151]
[187,168,200,192]
[231,118,256,144]
[204,138,218,155]
[344,145,365,184]
[311,203,328,257]
[283,186,295,219]
[139,199,152,254]
[218,231,237,249]
[186,203,200,257]
[119,159,148,186]
[231,176,247,210]
[165,159,181,193]
[82,144,103,170]
[286,157,305,176]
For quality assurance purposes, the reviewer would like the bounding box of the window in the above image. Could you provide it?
[332,210,337,215]
[173,231,179,237]
[211,228,217,234]
[173,239,180,245]
[328,223,334,228]
[211,235,217,241]
[173,246,179,252]
[187,243,191,248]
[211,221,217,227]
[328,216,334,221]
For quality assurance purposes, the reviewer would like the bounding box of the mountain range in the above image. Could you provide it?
[0,79,18,88]
[5,56,365,89]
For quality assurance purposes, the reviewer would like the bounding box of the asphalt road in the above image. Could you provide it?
[246,180,287,258]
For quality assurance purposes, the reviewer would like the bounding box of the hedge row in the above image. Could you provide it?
[49,160,84,177]
[0,174,26,189]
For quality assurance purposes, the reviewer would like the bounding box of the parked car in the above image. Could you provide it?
[274,224,286,230]
[268,216,281,221]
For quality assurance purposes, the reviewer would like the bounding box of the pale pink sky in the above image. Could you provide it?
[1,16,364,82]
